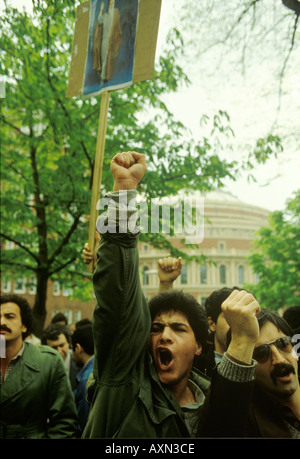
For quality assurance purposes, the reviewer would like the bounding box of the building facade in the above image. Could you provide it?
[1,273,96,328]
[1,191,270,326]
[138,190,270,305]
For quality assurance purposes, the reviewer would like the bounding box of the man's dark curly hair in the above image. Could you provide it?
[41,323,72,345]
[0,293,33,338]
[204,286,244,323]
[71,324,94,355]
[148,290,208,347]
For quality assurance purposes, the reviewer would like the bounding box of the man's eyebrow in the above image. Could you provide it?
[4,312,17,317]
[151,321,189,328]
[170,322,189,328]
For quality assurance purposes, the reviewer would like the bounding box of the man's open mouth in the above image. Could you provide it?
[158,348,173,368]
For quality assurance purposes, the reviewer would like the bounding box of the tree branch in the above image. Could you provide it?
[0,115,29,136]
[48,214,81,266]
[0,232,39,262]
[1,260,37,272]
[196,0,260,56]
[49,256,77,276]
[274,12,299,125]
[80,140,94,180]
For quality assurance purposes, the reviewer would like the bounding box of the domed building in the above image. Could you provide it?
[138,190,270,304]
[1,190,270,325]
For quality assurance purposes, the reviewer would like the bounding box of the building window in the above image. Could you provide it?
[53,281,61,296]
[63,310,73,325]
[14,277,26,294]
[218,241,226,251]
[200,265,207,284]
[238,265,244,285]
[143,266,149,286]
[254,273,260,284]
[201,297,207,306]
[2,278,11,293]
[219,265,226,284]
[181,265,188,284]
[74,310,82,323]
[28,276,37,294]
[63,286,73,297]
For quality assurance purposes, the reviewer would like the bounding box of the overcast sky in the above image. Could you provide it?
[156,0,300,212]
[2,0,299,213]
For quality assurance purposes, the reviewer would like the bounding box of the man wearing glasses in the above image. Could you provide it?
[250,308,300,437]
[200,290,300,438]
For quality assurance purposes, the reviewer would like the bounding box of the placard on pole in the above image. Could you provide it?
[66,0,162,272]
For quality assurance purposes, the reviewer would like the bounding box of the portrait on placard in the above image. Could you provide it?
[83,0,139,96]
[67,0,162,99]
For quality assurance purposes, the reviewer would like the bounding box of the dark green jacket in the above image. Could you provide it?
[0,342,78,438]
[83,198,210,438]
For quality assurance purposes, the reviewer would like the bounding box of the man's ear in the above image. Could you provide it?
[195,343,202,357]
[207,317,216,333]
[75,343,83,353]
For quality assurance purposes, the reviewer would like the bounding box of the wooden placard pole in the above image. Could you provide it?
[66,1,162,273]
[87,90,110,273]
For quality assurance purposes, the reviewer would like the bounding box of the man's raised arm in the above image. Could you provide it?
[222,289,260,365]
[198,290,260,437]
[91,151,147,379]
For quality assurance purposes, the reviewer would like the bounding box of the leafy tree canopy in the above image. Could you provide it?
[245,190,300,310]
[0,0,283,332]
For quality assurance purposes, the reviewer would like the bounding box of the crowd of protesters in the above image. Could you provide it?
[1,152,299,439]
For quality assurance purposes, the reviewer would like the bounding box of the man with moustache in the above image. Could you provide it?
[199,303,300,438]
[0,294,78,438]
[249,309,300,437]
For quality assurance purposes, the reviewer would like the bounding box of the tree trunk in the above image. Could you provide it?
[29,140,49,338]
[32,268,49,338]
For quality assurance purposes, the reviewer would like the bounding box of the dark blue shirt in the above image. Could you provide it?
[73,356,94,434]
